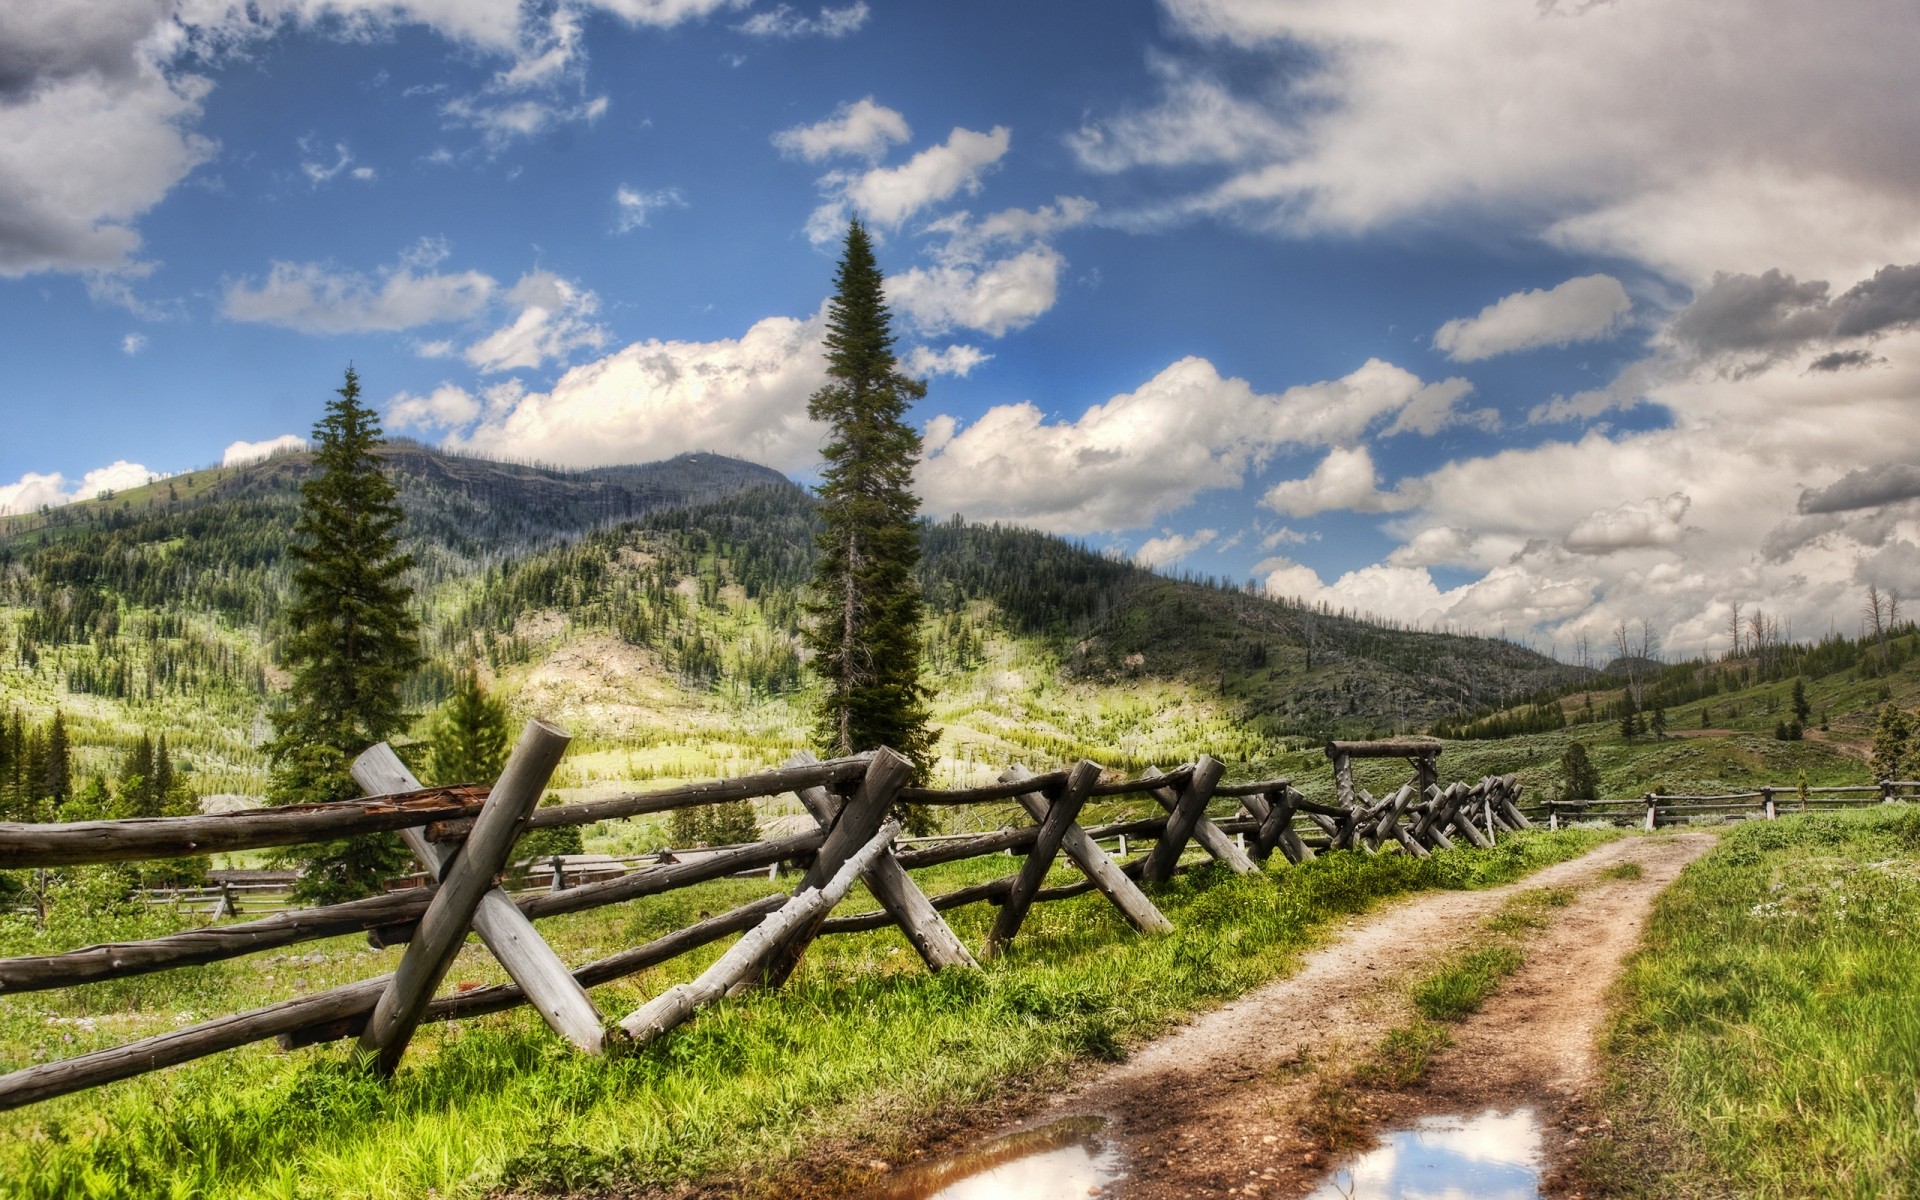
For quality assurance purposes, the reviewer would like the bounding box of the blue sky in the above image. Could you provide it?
[6,0,1920,659]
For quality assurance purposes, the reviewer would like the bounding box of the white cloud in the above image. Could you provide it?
[888,245,1066,338]
[1134,528,1218,568]
[1092,1,1920,285]
[441,92,608,146]
[737,3,869,39]
[388,384,481,431]
[835,124,1010,228]
[299,139,357,184]
[0,459,160,514]
[773,96,910,163]
[463,270,607,373]
[121,332,148,354]
[1433,274,1633,361]
[413,338,455,358]
[917,355,1455,532]
[614,185,686,232]
[1262,445,1414,518]
[221,434,306,466]
[221,239,495,333]
[903,344,990,378]
[444,307,830,470]
[1564,493,1693,555]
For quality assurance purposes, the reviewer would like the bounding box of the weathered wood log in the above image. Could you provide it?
[1331,752,1354,812]
[279,895,789,1049]
[786,753,976,973]
[0,887,432,993]
[1002,765,1170,936]
[1213,777,1293,798]
[1141,757,1235,882]
[0,786,488,869]
[619,820,899,1045]
[1324,739,1444,759]
[899,771,1069,805]
[360,720,569,1075]
[352,744,607,1055]
[988,761,1103,956]
[425,755,872,841]
[760,749,914,987]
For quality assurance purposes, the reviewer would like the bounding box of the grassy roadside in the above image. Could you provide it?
[1579,806,1920,1199]
[0,829,1611,1199]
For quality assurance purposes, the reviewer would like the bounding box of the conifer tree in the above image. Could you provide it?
[802,221,936,773]
[41,711,69,809]
[267,367,423,902]
[426,671,511,786]
[1870,703,1911,781]
[1560,742,1599,802]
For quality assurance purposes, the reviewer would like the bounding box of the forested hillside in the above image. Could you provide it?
[0,443,1638,811]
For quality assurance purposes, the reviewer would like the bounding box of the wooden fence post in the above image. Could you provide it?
[358,720,570,1075]
[1141,757,1243,882]
[987,760,1103,957]
[784,753,976,972]
[1644,792,1658,832]
[759,748,915,988]
[1001,765,1171,936]
[1762,787,1776,821]
[352,743,606,1055]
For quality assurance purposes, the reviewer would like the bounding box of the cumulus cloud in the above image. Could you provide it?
[917,355,1456,532]
[443,307,830,470]
[1798,464,1920,515]
[1262,446,1414,518]
[810,124,1010,236]
[1433,275,1632,361]
[0,460,159,514]
[1134,528,1218,568]
[903,344,990,378]
[1564,493,1693,555]
[221,239,495,334]
[121,332,147,354]
[737,3,868,39]
[773,96,910,162]
[221,434,306,466]
[463,270,607,373]
[888,245,1066,338]
[614,185,686,232]
[1082,1,1920,284]
[387,385,481,431]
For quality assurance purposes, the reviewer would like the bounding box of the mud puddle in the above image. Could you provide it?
[1306,1108,1542,1199]
[851,1115,1124,1199]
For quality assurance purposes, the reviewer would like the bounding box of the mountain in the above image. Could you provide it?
[0,444,1581,802]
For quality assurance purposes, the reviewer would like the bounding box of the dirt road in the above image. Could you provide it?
[1006,832,1715,1197]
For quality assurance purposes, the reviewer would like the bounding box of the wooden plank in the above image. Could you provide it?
[427,756,872,841]
[619,820,900,1045]
[350,744,607,1054]
[0,787,488,868]
[277,895,789,1049]
[758,748,915,988]
[1213,777,1293,799]
[1324,739,1444,759]
[358,720,570,1075]
[1001,765,1171,936]
[986,761,1103,956]
[1140,756,1230,883]
[785,753,976,973]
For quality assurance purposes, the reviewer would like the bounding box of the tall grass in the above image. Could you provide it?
[1598,806,1920,1199]
[0,830,1609,1199]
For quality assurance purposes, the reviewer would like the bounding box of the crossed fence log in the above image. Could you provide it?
[0,730,1539,1110]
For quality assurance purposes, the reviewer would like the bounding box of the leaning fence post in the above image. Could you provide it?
[783,751,975,973]
[1001,764,1171,937]
[352,741,606,1056]
[1643,792,1658,833]
[759,748,915,987]
[1141,757,1243,881]
[358,720,570,1076]
[987,760,1103,957]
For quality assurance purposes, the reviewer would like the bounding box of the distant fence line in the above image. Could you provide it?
[0,726,1910,1112]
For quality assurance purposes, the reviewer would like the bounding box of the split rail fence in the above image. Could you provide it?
[0,724,1903,1112]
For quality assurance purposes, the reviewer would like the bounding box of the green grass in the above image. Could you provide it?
[1409,944,1525,1022]
[0,829,1611,1199]
[1592,805,1920,1199]
[1601,861,1644,881]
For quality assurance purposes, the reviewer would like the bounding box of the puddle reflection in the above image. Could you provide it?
[1306,1108,1542,1200]
[853,1115,1125,1200]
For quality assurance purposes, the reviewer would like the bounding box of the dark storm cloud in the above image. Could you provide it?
[1798,463,1920,515]
[0,2,167,99]
[1832,263,1920,338]
[1671,262,1920,365]
[1807,348,1883,372]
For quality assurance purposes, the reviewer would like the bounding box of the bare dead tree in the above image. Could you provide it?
[1726,600,1743,660]
[1864,583,1890,669]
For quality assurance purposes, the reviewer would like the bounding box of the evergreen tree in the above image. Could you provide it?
[426,671,511,786]
[1870,703,1911,781]
[1560,741,1600,802]
[41,711,70,809]
[1650,706,1667,738]
[1790,677,1811,725]
[266,367,424,903]
[802,221,936,773]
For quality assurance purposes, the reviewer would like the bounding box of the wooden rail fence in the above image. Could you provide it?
[1,725,1909,1111]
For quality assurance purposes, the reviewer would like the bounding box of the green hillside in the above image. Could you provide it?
[2,444,1910,831]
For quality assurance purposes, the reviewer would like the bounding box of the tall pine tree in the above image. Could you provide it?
[803,221,936,773]
[267,367,424,902]
[426,671,511,786]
